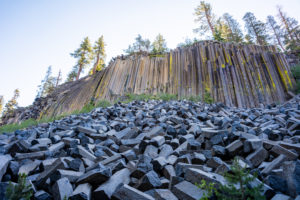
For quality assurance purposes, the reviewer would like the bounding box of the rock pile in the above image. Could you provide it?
[1,96,300,200]
[0,97,52,126]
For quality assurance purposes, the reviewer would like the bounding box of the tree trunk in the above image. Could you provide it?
[93,54,100,75]
[270,23,285,51]
[278,8,295,42]
[76,64,82,81]
[205,8,215,36]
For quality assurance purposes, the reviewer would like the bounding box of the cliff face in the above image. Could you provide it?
[2,41,296,124]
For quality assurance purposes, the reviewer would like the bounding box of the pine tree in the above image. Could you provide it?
[222,13,244,43]
[124,34,151,54]
[70,37,93,80]
[36,66,56,98]
[243,12,269,46]
[66,66,78,82]
[266,15,285,51]
[4,89,20,115]
[0,96,4,115]
[55,70,62,87]
[194,1,216,37]
[151,34,168,54]
[214,18,227,42]
[91,36,106,74]
[277,6,300,51]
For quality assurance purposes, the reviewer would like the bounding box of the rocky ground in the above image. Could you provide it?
[1,96,300,200]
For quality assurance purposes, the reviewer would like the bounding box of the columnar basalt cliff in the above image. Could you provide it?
[1,41,296,124]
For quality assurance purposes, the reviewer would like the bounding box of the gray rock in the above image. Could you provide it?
[246,147,268,167]
[137,170,162,191]
[34,190,52,200]
[52,177,73,200]
[112,184,155,200]
[172,180,204,200]
[93,168,130,199]
[77,166,111,185]
[0,155,12,181]
[70,183,92,200]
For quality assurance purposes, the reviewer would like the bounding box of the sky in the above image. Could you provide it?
[0,0,299,107]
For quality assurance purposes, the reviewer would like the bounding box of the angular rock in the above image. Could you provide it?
[246,147,268,167]
[70,183,92,200]
[112,184,155,200]
[172,180,204,200]
[137,170,162,191]
[52,177,73,200]
[0,155,12,181]
[93,168,130,199]
[77,167,111,185]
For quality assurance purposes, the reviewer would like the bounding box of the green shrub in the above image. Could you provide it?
[197,157,265,200]
[6,173,33,200]
[187,95,202,102]
[96,100,112,108]
[204,89,214,104]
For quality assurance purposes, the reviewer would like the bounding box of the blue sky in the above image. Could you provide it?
[0,0,299,107]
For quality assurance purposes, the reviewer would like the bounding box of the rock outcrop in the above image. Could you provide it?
[1,41,296,125]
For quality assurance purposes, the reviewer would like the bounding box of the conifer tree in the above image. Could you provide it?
[222,13,244,43]
[194,1,216,37]
[266,15,285,51]
[151,34,168,54]
[243,12,269,45]
[124,34,151,54]
[55,70,62,87]
[214,18,227,41]
[277,6,300,51]
[70,37,93,80]
[36,66,56,98]
[91,36,106,74]
[66,66,78,82]
[4,89,20,115]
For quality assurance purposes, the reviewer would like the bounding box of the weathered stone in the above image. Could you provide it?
[246,147,268,167]
[172,180,204,200]
[163,165,176,180]
[93,168,130,199]
[15,151,46,160]
[191,152,206,164]
[137,170,162,191]
[76,126,97,135]
[52,177,73,200]
[207,157,224,169]
[77,167,111,185]
[266,175,288,194]
[18,160,40,175]
[159,144,173,158]
[261,154,287,175]
[70,183,92,200]
[77,145,96,161]
[225,140,243,156]
[35,158,65,186]
[271,194,292,200]
[144,145,158,159]
[0,155,12,181]
[150,136,165,147]
[152,157,167,172]
[34,190,52,200]
[112,184,155,200]
[146,189,178,200]
[50,169,84,183]
[270,145,298,160]
[185,168,226,185]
